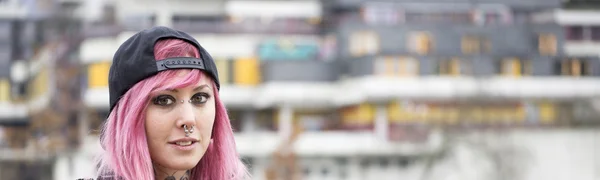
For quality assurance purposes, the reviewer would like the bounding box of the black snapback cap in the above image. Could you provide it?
[108,26,220,112]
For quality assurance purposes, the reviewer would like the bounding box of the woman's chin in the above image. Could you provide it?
[169,161,199,171]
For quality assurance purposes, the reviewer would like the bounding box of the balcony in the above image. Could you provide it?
[234,131,438,157]
[82,20,154,38]
[340,22,564,58]
[327,0,562,9]
[564,0,600,9]
[0,0,27,18]
[564,41,600,56]
[172,19,319,35]
[82,23,122,38]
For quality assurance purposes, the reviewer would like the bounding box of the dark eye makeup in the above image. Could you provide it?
[190,92,211,104]
[151,92,211,107]
[152,95,176,106]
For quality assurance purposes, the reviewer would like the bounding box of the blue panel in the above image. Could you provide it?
[257,39,320,61]
[0,46,11,78]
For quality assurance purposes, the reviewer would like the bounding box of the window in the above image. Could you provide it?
[293,110,338,131]
[320,35,337,61]
[475,7,512,25]
[180,15,215,26]
[591,26,600,41]
[483,12,502,24]
[564,26,600,42]
[538,33,557,56]
[88,110,109,135]
[408,32,433,55]
[227,110,243,132]
[256,108,277,131]
[500,58,529,77]
[349,31,380,57]
[462,35,479,54]
[566,26,584,41]
[374,56,419,76]
[123,14,156,30]
[362,4,399,25]
[275,18,319,34]
[438,58,461,76]
[374,56,396,76]
[404,12,472,24]
[558,59,592,76]
[461,35,490,54]
[400,57,419,76]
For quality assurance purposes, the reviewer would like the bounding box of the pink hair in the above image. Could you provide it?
[97,39,250,180]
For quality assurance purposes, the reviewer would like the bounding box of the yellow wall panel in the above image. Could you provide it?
[399,57,419,76]
[234,57,261,85]
[571,59,582,77]
[450,58,461,76]
[384,57,396,76]
[0,79,9,102]
[411,32,432,55]
[539,102,556,124]
[425,107,442,124]
[88,62,111,88]
[515,106,526,123]
[445,108,459,124]
[539,33,557,56]
[30,68,49,99]
[387,101,402,123]
[502,58,521,77]
[355,103,375,124]
[341,103,375,125]
[214,59,229,84]
[461,36,479,54]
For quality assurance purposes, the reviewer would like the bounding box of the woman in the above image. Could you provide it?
[92,26,250,180]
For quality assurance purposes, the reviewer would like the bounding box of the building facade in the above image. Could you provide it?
[68,0,600,180]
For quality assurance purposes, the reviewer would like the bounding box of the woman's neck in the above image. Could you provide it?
[154,168,191,180]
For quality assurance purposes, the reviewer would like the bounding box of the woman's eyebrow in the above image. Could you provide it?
[162,84,209,93]
[193,84,209,91]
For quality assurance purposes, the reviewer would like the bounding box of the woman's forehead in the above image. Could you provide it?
[165,70,212,89]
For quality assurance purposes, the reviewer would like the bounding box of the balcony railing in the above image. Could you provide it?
[172,20,319,34]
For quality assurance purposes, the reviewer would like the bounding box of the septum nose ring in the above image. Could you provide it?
[183,124,195,137]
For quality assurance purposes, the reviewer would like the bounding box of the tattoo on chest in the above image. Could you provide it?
[164,170,190,180]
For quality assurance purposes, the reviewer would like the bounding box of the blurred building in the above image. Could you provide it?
[531,0,600,124]
[16,0,600,179]
[0,0,83,179]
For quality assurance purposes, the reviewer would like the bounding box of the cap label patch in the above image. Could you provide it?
[157,57,206,71]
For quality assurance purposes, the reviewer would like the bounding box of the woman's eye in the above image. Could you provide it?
[152,95,176,106]
[190,93,210,104]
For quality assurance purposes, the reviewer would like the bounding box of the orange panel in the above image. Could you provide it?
[233,57,261,85]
